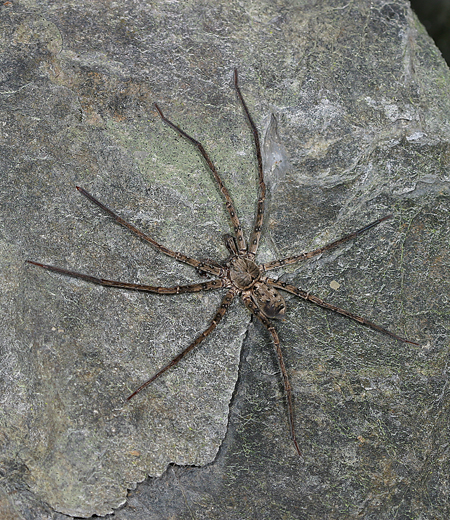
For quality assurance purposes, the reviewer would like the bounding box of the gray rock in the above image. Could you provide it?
[0,0,449,518]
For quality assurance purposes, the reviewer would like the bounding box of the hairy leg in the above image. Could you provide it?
[76,186,222,276]
[267,279,419,345]
[154,103,247,254]
[26,260,226,294]
[242,293,302,457]
[127,288,237,400]
[261,215,393,272]
[233,69,266,256]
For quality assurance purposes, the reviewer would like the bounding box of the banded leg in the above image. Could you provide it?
[154,103,247,253]
[242,293,301,457]
[26,260,226,294]
[76,186,222,277]
[233,69,266,257]
[127,288,237,400]
[267,279,419,345]
[262,215,393,272]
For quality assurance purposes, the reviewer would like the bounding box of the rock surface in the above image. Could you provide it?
[0,0,449,518]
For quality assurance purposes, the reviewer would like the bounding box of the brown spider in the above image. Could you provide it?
[27,70,418,457]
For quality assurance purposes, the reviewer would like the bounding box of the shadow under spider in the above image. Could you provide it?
[27,70,419,457]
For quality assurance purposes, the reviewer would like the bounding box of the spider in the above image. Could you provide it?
[27,70,418,457]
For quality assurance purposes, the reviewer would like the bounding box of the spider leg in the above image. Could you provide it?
[267,279,419,345]
[242,293,301,457]
[26,261,226,294]
[261,215,393,272]
[154,103,247,254]
[76,186,222,277]
[127,288,236,400]
[233,69,266,257]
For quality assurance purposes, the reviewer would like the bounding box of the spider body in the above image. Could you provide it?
[227,253,286,319]
[228,256,260,289]
[251,282,286,320]
[27,70,418,458]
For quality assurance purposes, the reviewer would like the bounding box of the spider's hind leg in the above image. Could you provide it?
[242,293,302,457]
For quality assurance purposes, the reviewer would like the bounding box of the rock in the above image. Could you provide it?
[0,0,448,517]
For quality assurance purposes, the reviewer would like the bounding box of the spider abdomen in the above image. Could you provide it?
[252,282,286,320]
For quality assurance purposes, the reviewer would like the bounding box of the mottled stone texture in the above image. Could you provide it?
[0,0,449,518]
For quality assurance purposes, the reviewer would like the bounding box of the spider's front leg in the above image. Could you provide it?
[233,70,266,257]
[154,102,247,254]
[75,186,223,277]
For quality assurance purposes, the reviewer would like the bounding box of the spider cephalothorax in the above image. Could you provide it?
[228,256,260,290]
[227,254,286,319]
[27,70,418,457]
